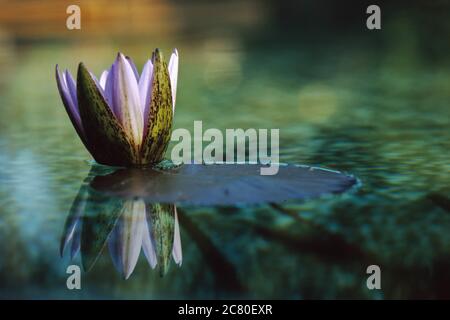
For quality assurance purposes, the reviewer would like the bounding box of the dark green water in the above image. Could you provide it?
[0,14,449,298]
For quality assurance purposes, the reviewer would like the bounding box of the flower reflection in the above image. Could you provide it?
[108,202,182,279]
[60,169,182,279]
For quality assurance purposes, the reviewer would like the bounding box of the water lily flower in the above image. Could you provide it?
[56,49,178,166]
[61,196,182,279]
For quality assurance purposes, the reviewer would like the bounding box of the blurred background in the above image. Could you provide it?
[0,0,449,299]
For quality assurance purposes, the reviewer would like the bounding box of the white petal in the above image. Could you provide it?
[172,207,182,266]
[168,49,179,112]
[99,70,109,90]
[108,200,146,279]
[112,53,144,146]
[138,59,154,139]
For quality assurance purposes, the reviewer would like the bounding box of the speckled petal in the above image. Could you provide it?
[142,211,158,269]
[148,203,176,276]
[140,49,173,165]
[76,62,138,166]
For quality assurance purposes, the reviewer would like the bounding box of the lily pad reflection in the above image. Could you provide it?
[89,163,357,205]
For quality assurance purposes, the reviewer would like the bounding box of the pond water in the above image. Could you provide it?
[0,7,449,299]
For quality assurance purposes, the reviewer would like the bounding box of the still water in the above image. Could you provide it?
[0,21,449,298]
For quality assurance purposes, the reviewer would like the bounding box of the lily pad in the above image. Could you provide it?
[89,163,358,205]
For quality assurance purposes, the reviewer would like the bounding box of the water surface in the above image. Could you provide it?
[0,4,449,299]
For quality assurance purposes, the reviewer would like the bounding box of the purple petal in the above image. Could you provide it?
[60,184,88,259]
[168,49,178,111]
[69,219,81,260]
[138,59,153,138]
[61,217,82,259]
[55,65,85,138]
[64,70,78,108]
[109,53,144,146]
[88,71,103,94]
[107,224,123,275]
[104,64,114,109]
[86,70,116,114]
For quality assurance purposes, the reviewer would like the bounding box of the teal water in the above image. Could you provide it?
[0,17,449,298]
